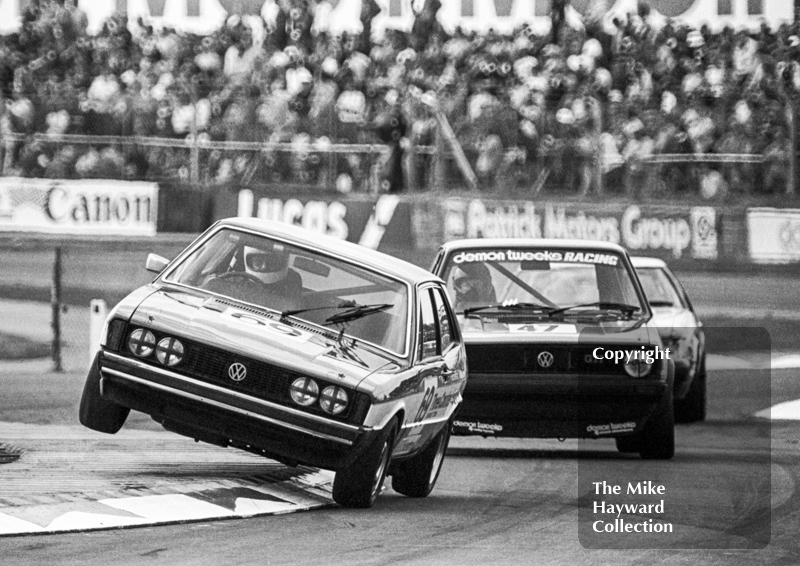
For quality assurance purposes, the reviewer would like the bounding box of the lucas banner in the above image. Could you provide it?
[747,208,800,264]
[0,178,158,235]
[219,188,413,251]
[443,199,718,261]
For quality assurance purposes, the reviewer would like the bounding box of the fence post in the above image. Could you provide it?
[51,246,63,373]
[190,87,200,185]
[89,299,107,365]
[591,96,604,196]
[788,102,796,196]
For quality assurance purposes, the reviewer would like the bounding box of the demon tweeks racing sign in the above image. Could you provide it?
[451,250,619,266]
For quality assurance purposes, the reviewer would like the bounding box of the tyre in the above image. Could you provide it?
[615,435,640,454]
[392,423,451,498]
[674,359,706,424]
[638,364,675,460]
[332,419,397,508]
[79,354,129,434]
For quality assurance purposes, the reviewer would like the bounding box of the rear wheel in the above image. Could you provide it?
[675,359,706,423]
[392,423,451,498]
[79,354,129,434]
[332,419,397,508]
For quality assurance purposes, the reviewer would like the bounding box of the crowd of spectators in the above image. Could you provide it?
[0,0,798,197]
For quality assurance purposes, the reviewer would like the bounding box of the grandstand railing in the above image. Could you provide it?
[0,132,793,197]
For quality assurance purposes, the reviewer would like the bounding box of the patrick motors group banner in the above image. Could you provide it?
[0,178,158,235]
[442,198,719,261]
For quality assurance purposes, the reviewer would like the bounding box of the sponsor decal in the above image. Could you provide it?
[451,249,619,266]
[747,208,800,264]
[0,178,157,235]
[586,422,637,436]
[453,420,504,434]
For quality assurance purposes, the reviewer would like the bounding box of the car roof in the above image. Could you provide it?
[440,238,628,255]
[218,217,440,285]
[629,256,669,269]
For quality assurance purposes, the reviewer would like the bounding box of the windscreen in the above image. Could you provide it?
[636,267,685,308]
[440,248,645,315]
[164,228,409,354]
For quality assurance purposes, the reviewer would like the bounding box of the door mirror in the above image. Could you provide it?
[146,253,170,274]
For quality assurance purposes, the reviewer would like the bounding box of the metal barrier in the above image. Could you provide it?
[0,128,794,198]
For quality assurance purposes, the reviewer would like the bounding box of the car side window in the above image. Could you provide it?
[419,288,438,361]
[432,287,455,353]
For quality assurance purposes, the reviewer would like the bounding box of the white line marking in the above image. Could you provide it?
[45,511,150,532]
[754,400,800,421]
[100,494,237,522]
[0,513,45,535]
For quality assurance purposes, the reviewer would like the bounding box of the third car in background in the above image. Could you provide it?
[631,257,706,423]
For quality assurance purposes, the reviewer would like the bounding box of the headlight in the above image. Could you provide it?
[320,386,349,415]
[128,328,156,357]
[155,337,184,366]
[290,378,319,407]
[624,360,653,378]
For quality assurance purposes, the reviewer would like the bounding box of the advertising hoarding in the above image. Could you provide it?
[0,178,158,236]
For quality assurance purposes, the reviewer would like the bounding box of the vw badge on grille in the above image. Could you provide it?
[228,362,247,381]
[537,351,554,368]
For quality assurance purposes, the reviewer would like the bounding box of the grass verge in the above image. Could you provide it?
[0,331,50,360]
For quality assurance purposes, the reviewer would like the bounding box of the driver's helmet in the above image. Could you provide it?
[452,262,495,305]
[244,244,290,285]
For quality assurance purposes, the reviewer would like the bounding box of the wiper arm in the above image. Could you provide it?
[648,300,676,307]
[279,303,356,321]
[548,301,641,316]
[463,302,554,317]
[323,303,393,325]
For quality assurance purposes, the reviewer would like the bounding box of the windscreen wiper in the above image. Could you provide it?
[279,303,354,321]
[548,301,641,316]
[463,302,555,317]
[323,303,393,325]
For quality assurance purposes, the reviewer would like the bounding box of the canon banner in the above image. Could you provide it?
[443,199,718,261]
[0,178,158,235]
[228,188,412,251]
[747,208,800,264]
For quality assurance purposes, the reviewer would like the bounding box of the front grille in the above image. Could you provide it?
[120,325,368,424]
[466,344,627,375]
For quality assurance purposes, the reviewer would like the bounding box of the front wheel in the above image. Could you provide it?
[392,423,451,498]
[638,382,675,460]
[675,361,706,423]
[79,353,129,434]
[332,419,397,508]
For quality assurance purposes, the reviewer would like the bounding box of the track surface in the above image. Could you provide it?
[1,248,799,564]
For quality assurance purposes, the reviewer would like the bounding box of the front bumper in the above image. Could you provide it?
[453,372,669,438]
[98,351,377,470]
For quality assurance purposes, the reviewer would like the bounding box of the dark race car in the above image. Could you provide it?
[631,256,706,423]
[80,218,467,508]
[431,239,675,459]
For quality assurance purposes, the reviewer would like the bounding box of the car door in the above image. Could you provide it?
[393,284,465,456]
